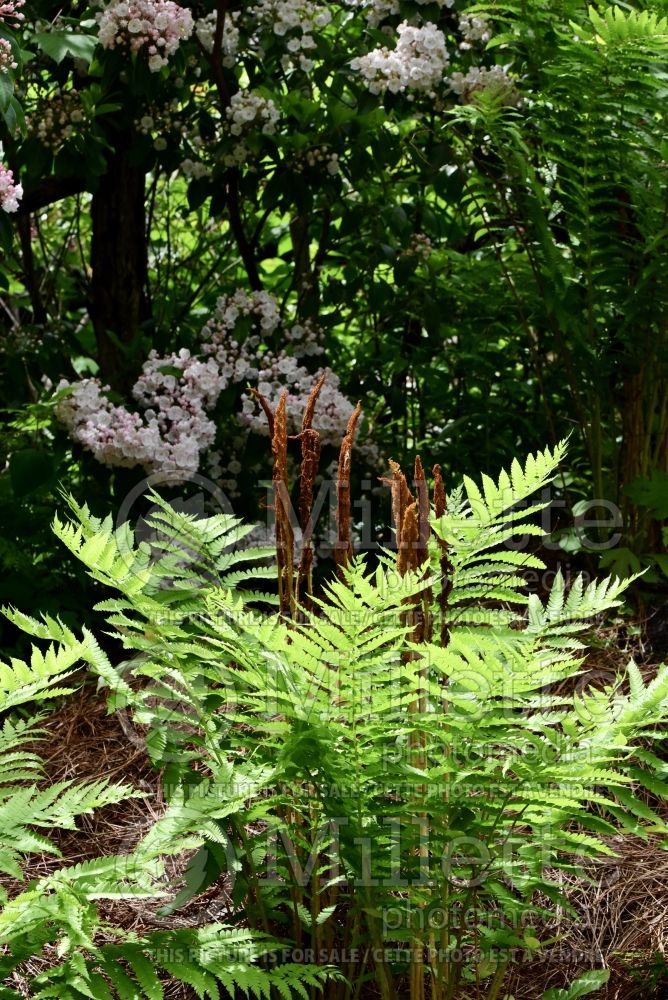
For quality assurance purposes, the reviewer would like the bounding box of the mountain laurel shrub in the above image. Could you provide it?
[5,441,668,999]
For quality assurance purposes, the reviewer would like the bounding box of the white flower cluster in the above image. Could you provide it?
[201,292,355,447]
[28,91,87,150]
[293,146,340,175]
[254,0,331,72]
[56,349,225,479]
[458,14,492,49]
[0,38,16,73]
[202,290,324,363]
[195,10,240,66]
[55,380,149,469]
[449,65,520,105]
[351,21,449,96]
[136,96,204,156]
[0,162,21,213]
[0,0,23,24]
[96,0,194,72]
[203,289,282,352]
[358,0,398,29]
[354,0,453,29]
[55,289,362,481]
[180,157,210,179]
[133,348,224,411]
[222,143,250,168]
[226,90,280,136]
[407,232,432,260]
[283,320,324,356]
[240,361,356,448]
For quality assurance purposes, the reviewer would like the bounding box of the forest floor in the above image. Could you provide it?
[3,606,668,1000]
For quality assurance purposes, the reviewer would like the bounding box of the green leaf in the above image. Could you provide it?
[33,32,98,65]
[0,73,12,112]
[543,968,609,999]
[624,471,668,518]
[598,547,642,579]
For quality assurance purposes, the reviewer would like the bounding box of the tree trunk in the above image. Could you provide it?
[90,130,150,391]
[619,368,668,551]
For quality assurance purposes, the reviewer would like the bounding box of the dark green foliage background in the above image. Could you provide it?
[1,0,668,651]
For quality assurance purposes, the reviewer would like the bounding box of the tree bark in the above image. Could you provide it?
[90,129,150,391]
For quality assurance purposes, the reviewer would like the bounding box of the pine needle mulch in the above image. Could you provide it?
[0,681,228,999]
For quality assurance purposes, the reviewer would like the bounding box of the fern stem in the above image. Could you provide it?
[484,958,509,1000]
[230,817,271,935]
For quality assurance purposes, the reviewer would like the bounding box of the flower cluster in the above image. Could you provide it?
[96,0,194,71]
[221,142,250,168]
[28,91,88,150]
[180,157,210,179]
[226,90,280,136]
[458,14,492,49]
[293,146,340,176]
[449,65,520,105]
[202,289,282,351]
[254,0,330,72]
[202,291,368,457]
[0,0,24,24]
[407,232,432,260]
[283,320,324,357]
[55,379,158,471]
[357,0,398,29]
[55,349,225,479]
[55,289,366,482]
[133,349,224,412]
[195,10,240,66]
[0,162,22,213]
[355,0,453,29]
[240,360,356,448]
[351,21,449,97]
[135,95,202,152]
[0,38,16,73]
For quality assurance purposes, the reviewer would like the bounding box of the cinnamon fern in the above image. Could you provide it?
[8,441,668,999]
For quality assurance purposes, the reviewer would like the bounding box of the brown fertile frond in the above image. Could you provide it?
[412,455,433,643]
[397,501,419,577]
[297,374,326,535]
[298,429,321,536]
[382,460,414,556]
[273,390,289,484]
[296,375,326,607]
[432,463,446,519]
[297,426,322,609]
[414,455,430,568]
[272,390,295,618]
[335,401,362,575]
[302,371,327,432]
[250,386,275,438]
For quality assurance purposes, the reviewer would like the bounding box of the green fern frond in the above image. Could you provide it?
[0,642,84,713]
[586,5,668,49]
[461,440,567,525]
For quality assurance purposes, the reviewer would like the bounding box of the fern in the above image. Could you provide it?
[432,441,568,622]
[453,3,668,533]
[0,873,338,1000]
[9,442,668,999]
[585,6,668,48]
